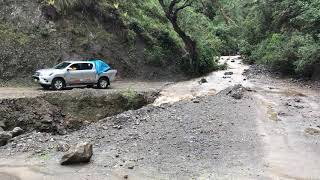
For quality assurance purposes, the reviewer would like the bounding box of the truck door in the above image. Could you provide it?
[79,63,96,84]
[67,63,82,85]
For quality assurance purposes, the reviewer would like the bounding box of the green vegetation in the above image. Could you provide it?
[48,0,236,75]
[1,0,319,79]
[238,0,320,77]
[120,88,143,109]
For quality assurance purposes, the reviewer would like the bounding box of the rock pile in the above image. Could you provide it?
[226,84,247,100]
[0,127,24,146]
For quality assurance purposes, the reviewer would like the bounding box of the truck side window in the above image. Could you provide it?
[69,64,81,70]
[80,63,93,70]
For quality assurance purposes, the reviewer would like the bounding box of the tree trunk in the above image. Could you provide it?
[158,0,199,72]
[169,15,198,72]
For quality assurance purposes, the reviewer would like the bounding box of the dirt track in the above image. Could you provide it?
[0,81,168,99]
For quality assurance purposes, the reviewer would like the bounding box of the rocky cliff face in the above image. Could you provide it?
[0,0,183,84]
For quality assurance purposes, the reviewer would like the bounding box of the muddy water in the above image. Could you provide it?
[252,78,320,179]
[154,56,251,105]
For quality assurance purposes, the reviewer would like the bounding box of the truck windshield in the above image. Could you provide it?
[54,62,71,69]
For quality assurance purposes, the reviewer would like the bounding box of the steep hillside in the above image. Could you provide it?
[0,0,186,83]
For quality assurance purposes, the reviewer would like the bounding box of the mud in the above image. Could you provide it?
[251,75,320,179]
[154,56,251,105]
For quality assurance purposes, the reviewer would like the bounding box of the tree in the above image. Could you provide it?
[158,0,199,72]
[210,0,235,25]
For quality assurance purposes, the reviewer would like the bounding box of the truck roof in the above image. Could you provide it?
[64,61,93,64]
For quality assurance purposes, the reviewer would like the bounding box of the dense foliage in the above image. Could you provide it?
[238,0,320,77]
[1,0,318,80]
[50,0,238,75]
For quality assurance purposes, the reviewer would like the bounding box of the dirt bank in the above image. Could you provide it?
[0,88,159,134]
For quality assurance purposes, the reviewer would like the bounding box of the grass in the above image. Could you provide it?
[120,88,140,109]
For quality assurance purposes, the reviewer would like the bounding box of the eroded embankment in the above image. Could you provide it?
[0,90,159,134]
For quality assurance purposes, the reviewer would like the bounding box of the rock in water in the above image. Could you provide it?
[224,72,234,76]
[0,132,12,146]
[11,127,23,137]
[199,78,208,84]
[60,142,93,165]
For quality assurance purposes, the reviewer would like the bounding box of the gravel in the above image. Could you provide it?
[0,87,266,179]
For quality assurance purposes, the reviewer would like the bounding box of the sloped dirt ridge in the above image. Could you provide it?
[0,90,159,134]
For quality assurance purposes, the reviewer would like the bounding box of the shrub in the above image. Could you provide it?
[120,89,140,109]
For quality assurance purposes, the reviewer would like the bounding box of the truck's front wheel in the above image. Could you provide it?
[51,78,66,90]
[97,77,109,89]
[40,84,51,90]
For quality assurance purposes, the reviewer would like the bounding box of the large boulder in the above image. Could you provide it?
[60,142,93,165]
[0,132,12,146]
[11,127,24,137]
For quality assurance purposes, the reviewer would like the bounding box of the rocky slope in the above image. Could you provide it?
[0,0,184,84]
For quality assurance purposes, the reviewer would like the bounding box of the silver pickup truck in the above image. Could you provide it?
[33,61,117,90]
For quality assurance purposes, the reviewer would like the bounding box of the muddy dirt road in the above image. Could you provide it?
[251,74,320,179]
[0,81,167,99]
[0,56,319,179]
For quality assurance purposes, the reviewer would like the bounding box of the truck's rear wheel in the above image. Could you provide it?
[51,78,65,90]
[97,77,109,89]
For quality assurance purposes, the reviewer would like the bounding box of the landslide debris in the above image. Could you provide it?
[60,142,93,165]
[226,84,248,100]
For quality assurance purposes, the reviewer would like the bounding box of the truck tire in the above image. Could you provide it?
[97,77,109,89]
[87,84,94,88]
[51,78,66,90]
[40,84,51,90]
